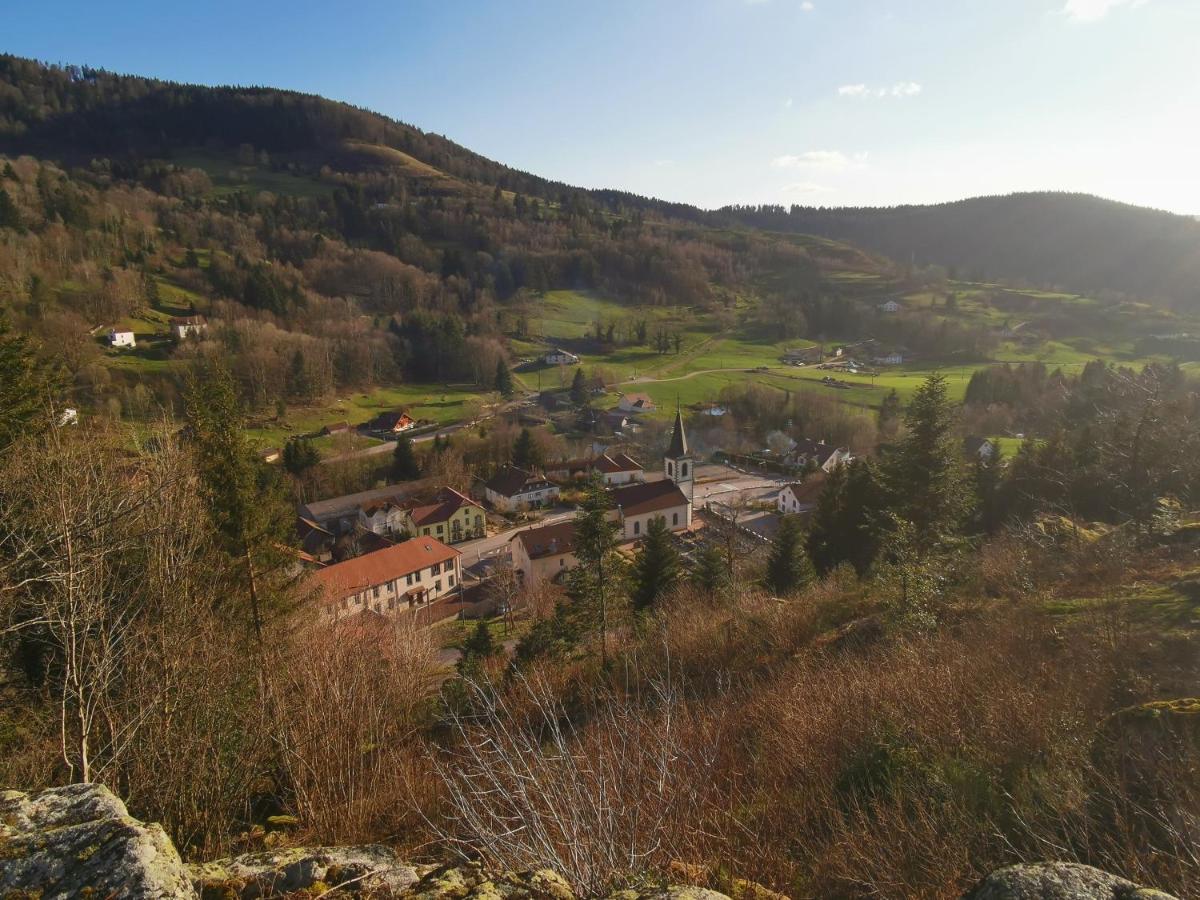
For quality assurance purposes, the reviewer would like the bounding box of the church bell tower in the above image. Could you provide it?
[664,407,694,506]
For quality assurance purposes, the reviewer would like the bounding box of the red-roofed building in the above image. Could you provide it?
[314,536,461,623]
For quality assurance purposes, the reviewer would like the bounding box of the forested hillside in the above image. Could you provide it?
[722,193,1200,310]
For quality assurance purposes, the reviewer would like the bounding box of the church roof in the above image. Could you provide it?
[666,408,689,458]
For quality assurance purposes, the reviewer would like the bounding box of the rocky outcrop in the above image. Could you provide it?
[0,785,1186,900]
[0,783,197,899]
[963,862,1179,900]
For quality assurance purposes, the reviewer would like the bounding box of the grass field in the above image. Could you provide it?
[173,150,336,199]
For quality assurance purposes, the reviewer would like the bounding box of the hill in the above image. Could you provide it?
[720,193,1200,310]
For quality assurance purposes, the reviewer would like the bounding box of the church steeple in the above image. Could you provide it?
[664,406,694,505]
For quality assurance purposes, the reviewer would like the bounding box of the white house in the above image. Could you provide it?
[592,452,644,486]
[510,520,578,584]
[170,315,208,340]
[963,436,997,462]
[873,351,905,366]
[315,537,461,624]
[618,393,657,414]
[878,299,902,313]
[108,329,136,348]
[777,478,824,516]
[484,466,561,513]
[544,348,580,365]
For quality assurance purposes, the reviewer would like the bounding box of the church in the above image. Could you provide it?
[608,408,694,541]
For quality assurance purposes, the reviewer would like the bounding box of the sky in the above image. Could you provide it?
[6,0,1199,214]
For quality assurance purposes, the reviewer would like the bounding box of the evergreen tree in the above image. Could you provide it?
[512,427,542,470]
[184,246,200,268]
[691,542,731,594]
[882,373,970,548]
[456,619,500,675]
[807,459,886,576]
[282,438,320,477]
[288,348,310,400]
[0,314,63,457]
[0,189,19,230]
[877,389,902,437]
[570,367,587,405]
[391,434,421,480]
[1,161,16,180]
[185,359,292,647]
[630,516,680,613]
[495,358,514,397]
[567,476,623,666]
[765,515,810,596]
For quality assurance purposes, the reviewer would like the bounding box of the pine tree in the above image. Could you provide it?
[882,373,970,548]
[282,438,320,477]
[456,619,500,675]
[0,314,63,456]
[630,516,680,613]
[570,367,587,405]
[766,515,811,596]
[691,542,730,594]
[1,162,16,180]
[185,359,292,647]
[512,427,542,470]
[568,476,623,666]
[495,358,514,397]
[877,389,902,437]
[392,434,421,480]
[0,189,19,230]
[807,458,886,576]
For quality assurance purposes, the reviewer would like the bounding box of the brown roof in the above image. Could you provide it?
[407,487,480,526]
[781,475,827,506]
[512,520,577,560]
[485,466,555,498]
[593,452,642,474]
[314,537,459,604]
[169,315,207,326]
[609,479,688,517]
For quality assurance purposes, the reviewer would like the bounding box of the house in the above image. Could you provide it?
[781,346,822,365]
[602,411,636,433]
[170,315,207,339]
[510,520,578,584]
[366,410,416,435]
[586,377,608,396]
[300,484,421,536]
[617,393,657,415]
[403,486,486,543]
[315,537,462,623]
[357,498,410,536]
[963,436,997,462]
[701,404,728,417]
[592,452,644,486]
[320,421,352,436]
[108,329,136,348]
[56,408,79,427]
[484,466,561,513]
[257,447,282,464]
[297,516,336,563]
[544,348,581,366]
[777,476,827,516]
[873,350,905,366]
[790,438,852,473]
[879,299,902,313]
[608,409,693,540]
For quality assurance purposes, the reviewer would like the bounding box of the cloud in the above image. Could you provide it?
[782,97,793,109]
[653,159,676,168]
[800,1,815,10]
[837,81,922,98]
[772,150,850,170]
[781,182,833,196]
[1062,0,1148,23]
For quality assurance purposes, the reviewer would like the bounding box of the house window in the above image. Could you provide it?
[681,462,688,477]
[436,524,444,534]
[387,580,395,593]
[430,562,441,575]
[667,462,674,477]
[340,598,348,610]
[435,580,442,592]
[448,574,455,587]
[634,520,641,536]
[405,573,414,586]
[673,513,679,526]
[355,594,362,605]
[423,527,431,536]
[388,597,395,610]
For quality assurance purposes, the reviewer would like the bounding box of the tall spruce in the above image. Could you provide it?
[184,359,292,647]
[570,367,587,405]
[495,358,514,397]
[0,314,63,456]
[807,458,886,576]
[766,514,811,596]
[883,373,970,548]
[512,427,542,470]
[630,516,680,613]
[567,475,623,667]
[391,434,421,480]
[691,542,731,594]
[282,437,320,477]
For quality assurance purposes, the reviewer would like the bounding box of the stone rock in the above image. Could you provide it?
[0,783,197,899]
[190,844,420,898]
[963,862,1179,900]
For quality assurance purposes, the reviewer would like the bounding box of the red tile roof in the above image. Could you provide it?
[313,537,459,604]
[593,452,642,474]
